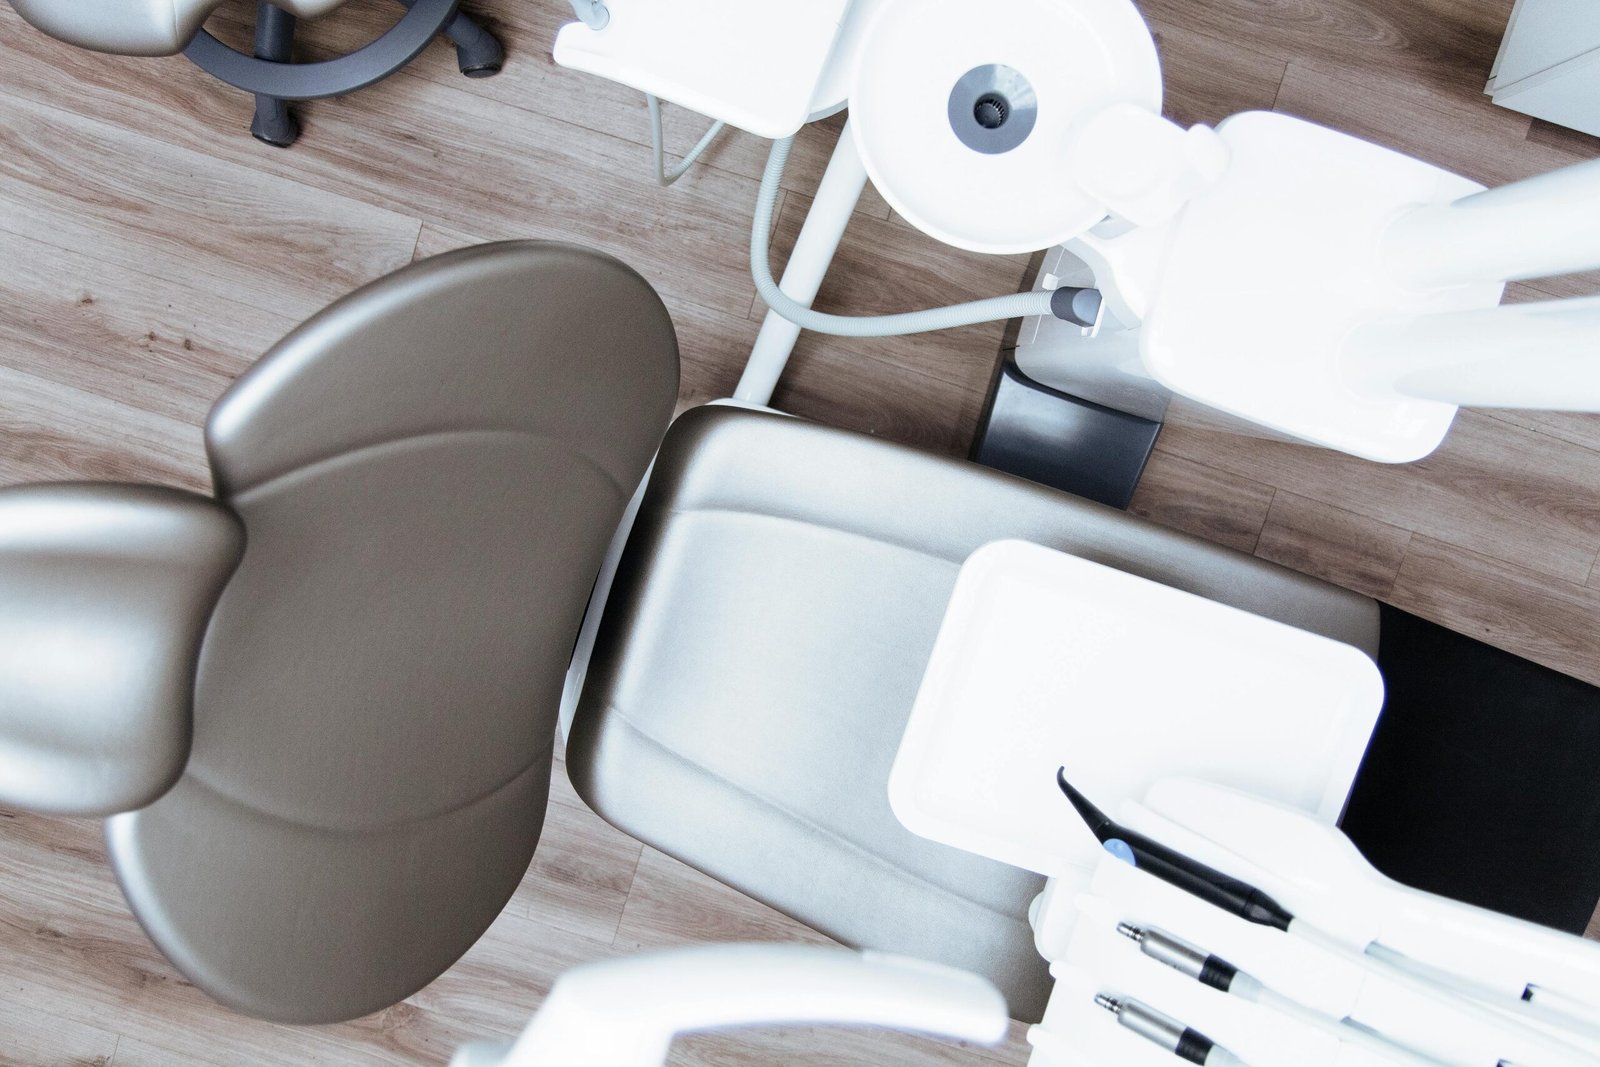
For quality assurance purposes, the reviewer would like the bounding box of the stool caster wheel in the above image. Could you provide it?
[460,57,502,78]
[456,34,503,78]
[251,98,300,148]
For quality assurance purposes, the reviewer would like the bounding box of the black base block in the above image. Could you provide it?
[971,358,1161,510]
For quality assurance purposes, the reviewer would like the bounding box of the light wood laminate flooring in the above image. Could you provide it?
[1,0,1597,1061]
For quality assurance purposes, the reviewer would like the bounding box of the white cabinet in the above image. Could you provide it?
[1487,0,1600,137]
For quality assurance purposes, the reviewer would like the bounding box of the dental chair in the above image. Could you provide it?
[6,0,504,146]
[0,242,678,1022]
[4,242,1596,1027]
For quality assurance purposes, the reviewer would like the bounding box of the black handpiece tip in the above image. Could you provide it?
[1056,773,1298,932]
[1055,767,1115,842]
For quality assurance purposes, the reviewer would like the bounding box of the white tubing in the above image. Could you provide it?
[735,122,871,403]
[1382,157,1600,289]
[751,135,1056,337]
[1527,985,1600,1027]
[1363,942,1600,1046]
[1234,975,1449,1067]
[646,94,725,187]
[1291,922,1597,1067]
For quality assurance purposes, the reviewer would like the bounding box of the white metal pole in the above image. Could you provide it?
[1381,157,1600,290]
[733,121,870,405]
[1342,294,1600,409]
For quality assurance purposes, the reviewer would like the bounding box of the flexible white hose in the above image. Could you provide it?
[1362,943,1600,1043]
[647,94,725,187]
[1291,922,1596,1067]
[1233,974,1449,1067]
[751,135,1057,336]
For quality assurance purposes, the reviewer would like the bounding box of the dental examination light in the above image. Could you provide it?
[747,0,1158,341]
[449,944,1008,1067]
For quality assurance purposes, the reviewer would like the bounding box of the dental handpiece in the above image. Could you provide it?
[1118,923,1245,994]
[1094,993,1248,1067]
[1055,770,1596,1065]
[1118,923,1451,1067]
[1055,768,1294,930]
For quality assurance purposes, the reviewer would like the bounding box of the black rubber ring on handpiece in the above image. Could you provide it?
[1175,1028,1215,1065]
[1199,956,1238,992]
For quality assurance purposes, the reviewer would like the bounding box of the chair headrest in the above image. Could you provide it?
[0,483,243,815]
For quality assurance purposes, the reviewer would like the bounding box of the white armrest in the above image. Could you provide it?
[451,944,1009,1067]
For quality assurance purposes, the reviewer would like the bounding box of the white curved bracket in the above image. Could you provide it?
[451,944,1010,1067]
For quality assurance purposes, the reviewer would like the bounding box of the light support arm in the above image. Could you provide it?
[1382,155,1600,290]
[1343,293,1600,410]
[748,132,1093,339]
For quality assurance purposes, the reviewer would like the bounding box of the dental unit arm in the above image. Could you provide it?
[1038,779,1600,1067]
[1126,779,1600,1020]
[448,944,1009,1067]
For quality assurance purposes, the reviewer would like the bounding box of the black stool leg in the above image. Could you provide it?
[249,2,300,147]
[442,11,504,77]
[394,0,504,77]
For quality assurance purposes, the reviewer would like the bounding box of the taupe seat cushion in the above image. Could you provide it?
[568,406,1378,1022]
[107,242,679,1023]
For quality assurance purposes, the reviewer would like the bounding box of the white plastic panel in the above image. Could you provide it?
[1492,0,1600,87]
[889,540,1384,881]
[1492,49,1600,138]
[1139,113,1501,463]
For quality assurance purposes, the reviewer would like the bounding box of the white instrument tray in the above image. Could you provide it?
[889,539,1384,879]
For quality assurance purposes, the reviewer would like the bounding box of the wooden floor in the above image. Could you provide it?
[1,0,1598,1062]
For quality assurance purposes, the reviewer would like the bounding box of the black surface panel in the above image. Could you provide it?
[1342,604,1600,933]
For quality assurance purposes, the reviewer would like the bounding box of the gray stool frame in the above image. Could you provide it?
[182,0,503,146]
